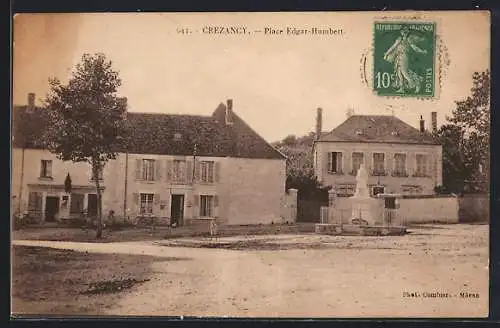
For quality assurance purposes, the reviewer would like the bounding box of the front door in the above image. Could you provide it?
[87,194,98,218]
[45,196,59,222]
[170,195,184,226]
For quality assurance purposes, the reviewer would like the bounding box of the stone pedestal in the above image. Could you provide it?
[350,197,378,225]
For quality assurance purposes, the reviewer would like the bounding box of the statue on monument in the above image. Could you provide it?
[353,165,370,198]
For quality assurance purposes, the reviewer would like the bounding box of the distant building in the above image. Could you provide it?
[11,95,287,225]
[312,108,443,196]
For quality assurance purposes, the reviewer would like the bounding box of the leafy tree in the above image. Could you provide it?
[44,53,127,238]
[435,70,490,193]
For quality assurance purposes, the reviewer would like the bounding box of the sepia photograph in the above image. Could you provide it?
[10,11,490,318]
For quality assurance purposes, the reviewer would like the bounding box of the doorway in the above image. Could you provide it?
[87,193,98,218]
[45,196,59,222]
[170,194,184,226]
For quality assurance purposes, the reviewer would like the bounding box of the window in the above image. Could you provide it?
[140,193,154,215]
[200,195,214,217]
[142,159,156,181]
[70,193,85,214]
[393,153,407,177]
[328,152,343,174]
[372,153,386,175]
[200,161,214,183]
[372,186,385,196]
[351,152,364,174]
[336,184,355,196]
[28,191,43,212]
[40,160,52,178]
[415,154,429,177]
[172,160,186,182]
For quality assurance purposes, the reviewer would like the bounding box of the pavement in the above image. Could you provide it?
[12,224,489,318]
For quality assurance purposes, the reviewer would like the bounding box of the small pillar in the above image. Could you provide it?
[328,188,336,207]
[287,188,298,223]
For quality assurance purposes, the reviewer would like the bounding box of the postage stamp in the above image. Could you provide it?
[373,21,437,97]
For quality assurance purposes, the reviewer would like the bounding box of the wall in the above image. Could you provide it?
[281,189,297,223]
[314,141,443,195]
[399,195,459,223]
[123,153,224,223]
[331,194,459,224]
[11,148,124,221]
[225,158,286,225]
[458,193,489,223]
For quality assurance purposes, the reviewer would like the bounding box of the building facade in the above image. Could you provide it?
[11,96,287,225]
[313,109,443,196]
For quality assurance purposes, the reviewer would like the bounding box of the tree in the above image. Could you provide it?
[64,173,72,194]
[44,53,127,238]
[435,70,490,193]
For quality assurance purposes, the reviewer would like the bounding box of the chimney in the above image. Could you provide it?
[431,111,437,133]
[225,99,233,125]
[316,107,323,140]
[419,115,425,133]
[27,93,35,108]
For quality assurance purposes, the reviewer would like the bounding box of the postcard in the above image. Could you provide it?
[11,11,490,318]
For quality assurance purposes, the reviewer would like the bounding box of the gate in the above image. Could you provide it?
[297,198,328,222]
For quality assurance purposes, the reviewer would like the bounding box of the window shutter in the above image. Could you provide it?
[325,153,331,174]
[165,160,173,182]
[213,195,219,218]
[194,162,201,181]
[155,160,162,181]
[39,161,44,177]
[337,153,343,173]
[214,162,221,182]
[28,192,37,210]
[36,193,43,211]
[135,159,142,180]
[186,160,193,182]
[47,161,52,177]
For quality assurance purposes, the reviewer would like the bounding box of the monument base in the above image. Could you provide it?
[349,197,379,225]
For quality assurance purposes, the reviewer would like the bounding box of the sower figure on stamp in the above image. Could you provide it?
[383,26,428,93]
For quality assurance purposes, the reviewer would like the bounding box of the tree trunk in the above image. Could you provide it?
[92,159,103,239]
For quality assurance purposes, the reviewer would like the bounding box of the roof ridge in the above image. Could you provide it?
[127,111,213,119]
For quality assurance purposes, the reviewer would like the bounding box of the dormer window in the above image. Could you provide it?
[391,131,398,136]
[173,133,182,141]
[355,129,363,135]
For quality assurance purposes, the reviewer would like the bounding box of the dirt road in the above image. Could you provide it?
[13,224,489,318]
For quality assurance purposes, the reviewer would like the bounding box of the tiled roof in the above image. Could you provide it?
[11,103,285,160]
[317,115,440,145]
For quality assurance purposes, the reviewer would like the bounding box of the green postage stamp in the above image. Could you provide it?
[373,21,436,97]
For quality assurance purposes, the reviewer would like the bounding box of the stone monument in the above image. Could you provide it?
[349,166,378,225]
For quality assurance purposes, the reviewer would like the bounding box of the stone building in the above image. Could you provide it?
[11,95,290,225]
[312,108,443,196]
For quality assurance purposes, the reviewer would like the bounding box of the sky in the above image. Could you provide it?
[13,11,490,142]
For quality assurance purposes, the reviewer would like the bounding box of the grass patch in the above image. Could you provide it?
[11,246,172,316]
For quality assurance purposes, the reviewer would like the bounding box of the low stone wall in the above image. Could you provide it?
[398,195,459,223]
[332,194,460,224]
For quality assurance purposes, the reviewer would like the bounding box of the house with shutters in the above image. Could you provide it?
[11,94,287,226]
[312,108,443,196]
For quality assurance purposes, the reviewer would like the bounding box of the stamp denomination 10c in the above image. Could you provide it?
[373,21,436,98]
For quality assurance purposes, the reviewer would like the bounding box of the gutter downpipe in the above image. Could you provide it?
[123,152,129,220]
[18,148,25,216]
